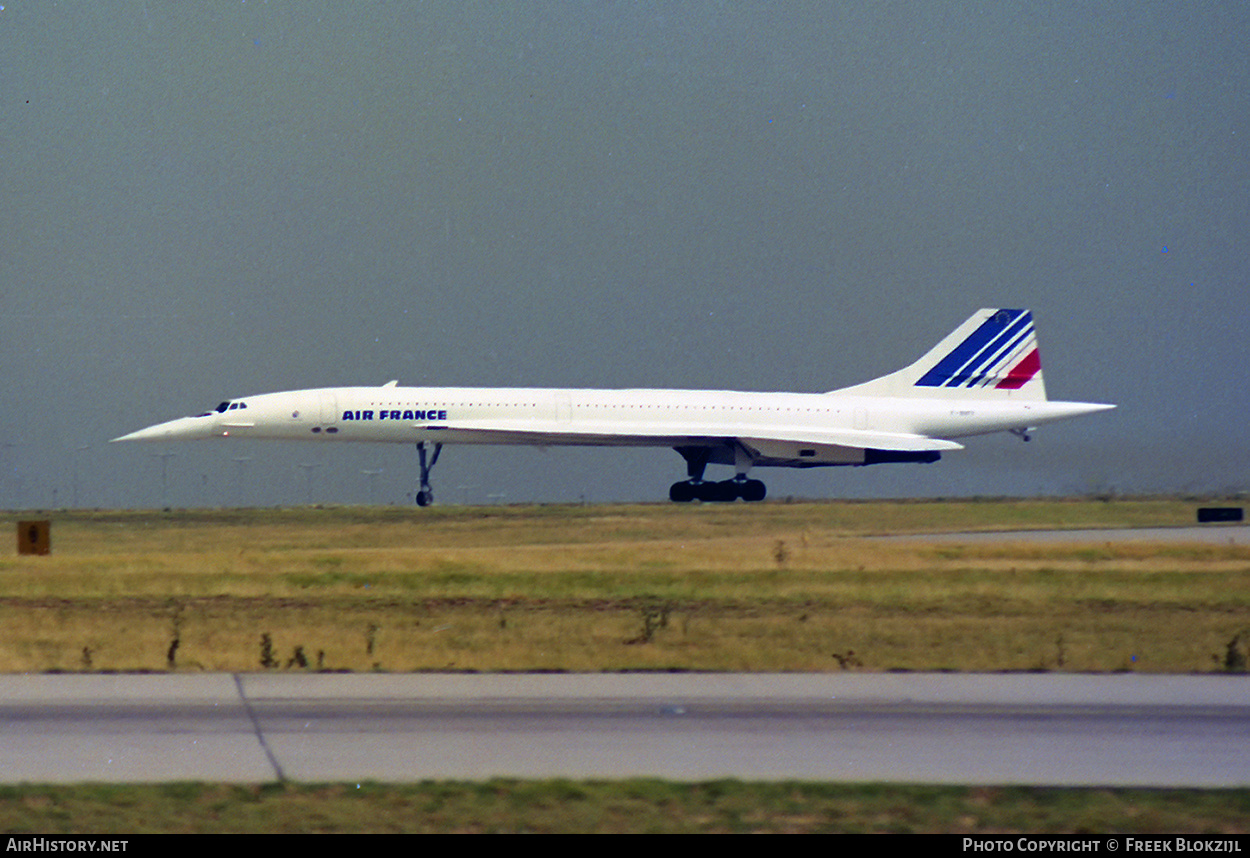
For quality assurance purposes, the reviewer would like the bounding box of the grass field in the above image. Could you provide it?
[2,498,1247,674]
[1,497,1247,833]
[3,781,1249,834]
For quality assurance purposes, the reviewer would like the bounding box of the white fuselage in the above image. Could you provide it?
[116,385,1109,468]
[111,309,1115,501]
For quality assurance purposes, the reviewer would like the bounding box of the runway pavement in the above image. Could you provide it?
[2,672,1248,785]
[874,524,1250,544]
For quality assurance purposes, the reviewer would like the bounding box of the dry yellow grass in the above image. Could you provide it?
[1,498,1247,673]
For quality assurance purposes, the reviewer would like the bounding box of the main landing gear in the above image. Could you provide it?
[414,441,442,507]
[669,478,766,503]
[668,446,766,503]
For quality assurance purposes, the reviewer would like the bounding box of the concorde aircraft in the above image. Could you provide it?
[113,308,1114,505]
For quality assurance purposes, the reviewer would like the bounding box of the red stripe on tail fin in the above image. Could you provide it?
[995,349,1041,390]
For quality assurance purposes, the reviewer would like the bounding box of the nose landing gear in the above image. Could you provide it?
[414,441,442,506]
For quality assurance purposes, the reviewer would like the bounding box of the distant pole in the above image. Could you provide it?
[73,445,90,508]
[1,442,19,508]
[297,463,322,505]
[153,450,177,508]
[362,469,383,504]
[233,457,252,506]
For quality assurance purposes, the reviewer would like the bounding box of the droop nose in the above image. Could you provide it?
[111,415,216,443]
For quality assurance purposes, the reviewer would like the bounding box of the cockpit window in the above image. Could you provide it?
[212,401,248,413]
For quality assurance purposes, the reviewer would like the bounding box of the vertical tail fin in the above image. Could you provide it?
[832,308,1049,400]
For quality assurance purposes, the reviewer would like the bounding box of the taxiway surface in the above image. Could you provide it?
[876,524,1250,544]
[2,672,1247,785]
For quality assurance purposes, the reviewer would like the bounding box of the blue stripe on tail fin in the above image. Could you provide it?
[916,309,1032,388]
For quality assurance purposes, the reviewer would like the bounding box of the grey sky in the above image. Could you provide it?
[3,1,1246,508]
